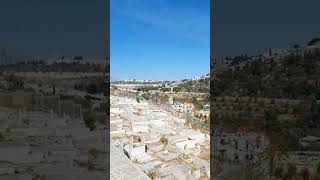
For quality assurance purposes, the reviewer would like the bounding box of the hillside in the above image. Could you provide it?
[212,54,320,99]
[172,77,209,93]
[211,53,320,150]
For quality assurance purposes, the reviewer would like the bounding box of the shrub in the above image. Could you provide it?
[147,172,156,180]
[141,92,150,100]
[160,135,168,145]
[83,110,96,131]
[136,95,143,103]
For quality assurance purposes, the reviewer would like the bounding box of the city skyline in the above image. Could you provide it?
[110,0,210,81]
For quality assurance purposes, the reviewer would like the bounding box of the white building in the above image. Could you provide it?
[212,129,269,163]
[171,103,194,113]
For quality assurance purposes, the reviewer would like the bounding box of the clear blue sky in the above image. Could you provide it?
[111,0,210,81]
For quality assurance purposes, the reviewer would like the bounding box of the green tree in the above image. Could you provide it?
[141,92,150,100]
[192,96,203,111]
[173,87,182,92]
[83,110,96,131]
[136,95,142,103]
[160,87,170,92]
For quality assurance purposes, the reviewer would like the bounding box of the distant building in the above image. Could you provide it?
[262,48,291,61]
[191,74,209,81]
[304,38,320,56]
[171,102,194,113]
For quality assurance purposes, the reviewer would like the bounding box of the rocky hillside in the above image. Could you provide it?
[211,53,320,150]
[172,77,209,93]
[212,54,320,99]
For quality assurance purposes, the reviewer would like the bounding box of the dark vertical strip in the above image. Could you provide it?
[106,0,110,177]
[210,0,214,178]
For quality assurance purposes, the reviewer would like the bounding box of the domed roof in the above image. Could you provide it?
[307,38,320,46]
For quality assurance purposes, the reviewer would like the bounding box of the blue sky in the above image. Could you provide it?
[212,0,320,57]
[0,0,106,58]
[110,0,210,81]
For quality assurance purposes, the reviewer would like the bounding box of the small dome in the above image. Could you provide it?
[307,38,320,46]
